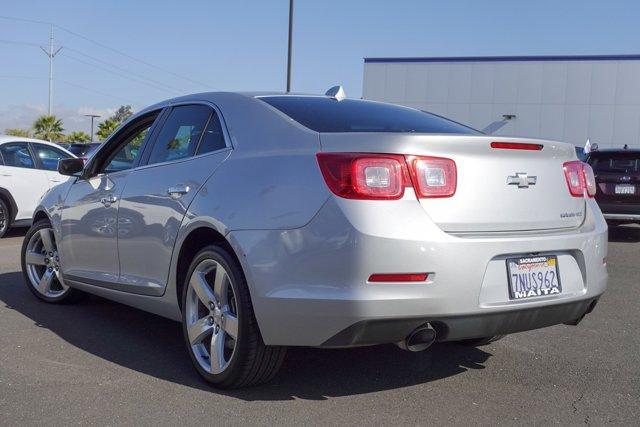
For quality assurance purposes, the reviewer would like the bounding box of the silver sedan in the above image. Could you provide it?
[21,89,608,388]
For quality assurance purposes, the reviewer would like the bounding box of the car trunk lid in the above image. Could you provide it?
[320,133,585,233]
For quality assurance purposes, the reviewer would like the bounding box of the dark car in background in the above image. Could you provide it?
[65,143,101,161]
[587,149,640,225]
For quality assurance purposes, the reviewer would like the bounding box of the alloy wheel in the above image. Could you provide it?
[185,259,239,375]
[24,228,69,298]
[0,203,7,235]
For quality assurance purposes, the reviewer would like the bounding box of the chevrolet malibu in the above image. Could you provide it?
[21,90,608,388]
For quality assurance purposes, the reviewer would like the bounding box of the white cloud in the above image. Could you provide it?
[0,104,118,134]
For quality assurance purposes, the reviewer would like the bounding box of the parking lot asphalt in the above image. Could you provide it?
[0,227,639,425]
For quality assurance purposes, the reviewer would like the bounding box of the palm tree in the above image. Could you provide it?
[96,117,120,140]
[65,131,91,143]
[4,128,31,137]
[33,115,64,142]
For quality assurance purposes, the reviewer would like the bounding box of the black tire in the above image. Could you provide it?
[0,198,9,238]
[456,335,505,347]
[181,245,286,389]
[21,219,84,304]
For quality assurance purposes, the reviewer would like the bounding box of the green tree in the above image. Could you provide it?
[113,105,133,123]
[33,115,64,142]
[4,128,31,137]
[96,117,120,140]
[65,131,91,143]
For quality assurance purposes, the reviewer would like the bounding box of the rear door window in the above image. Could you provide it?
[0,142,35,168]
[147,105,212,165]
[591,155,640,174]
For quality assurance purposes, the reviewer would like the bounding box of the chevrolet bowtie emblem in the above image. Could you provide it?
[507,173,537,188]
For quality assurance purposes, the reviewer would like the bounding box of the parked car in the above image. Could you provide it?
[21,91,607,388]
[586,148,640,225]
[0,135,75,238]
[65,142,101,161]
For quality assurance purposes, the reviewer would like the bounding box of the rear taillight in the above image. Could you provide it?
[582,163,597,197]
[563,160,595,198]
[407,156,457,198]
[316,153,410,200]
[316,153,456,200]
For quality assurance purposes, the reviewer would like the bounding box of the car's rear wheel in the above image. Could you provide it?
[0,198,9,238]
[181,245,286,388]
[21,219,83,303]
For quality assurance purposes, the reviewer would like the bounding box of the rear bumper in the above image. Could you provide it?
[322,297,599,346]
[596,201,640,220]
[230,198,608,347]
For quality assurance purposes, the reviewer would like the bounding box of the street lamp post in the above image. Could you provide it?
[84,114,100,142]
[286,0,293,92]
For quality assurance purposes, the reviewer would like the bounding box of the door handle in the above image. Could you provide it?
[100,195,118,207]
[167,184,190,199]
[0,173,11,177]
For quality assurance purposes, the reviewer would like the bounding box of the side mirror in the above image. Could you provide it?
[58,158,85,176]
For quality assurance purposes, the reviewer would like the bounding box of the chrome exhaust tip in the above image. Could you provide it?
[396,324,437,352]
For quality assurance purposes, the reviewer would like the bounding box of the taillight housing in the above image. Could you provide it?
[563,160,596,198]
[407,156,457,198]
[316,153,410,200]
[582,163,597,197]
[316,153,456,200]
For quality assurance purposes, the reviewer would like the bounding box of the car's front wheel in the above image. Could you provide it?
[181,245,286,388]
[0,198,9,238]
[21,219,83,303]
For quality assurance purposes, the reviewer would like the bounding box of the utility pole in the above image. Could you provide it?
[286,0,293,92]
[40,25,62,116]
[84,114,100,142]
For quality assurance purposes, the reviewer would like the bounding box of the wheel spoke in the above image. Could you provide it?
[210,330,226,373]
[223,312,238,339]
[37,269,54,294]
[188,316,212,345]
[40,229,55,253]
[213,266,229,305]
[190,272,215,305]
[25,251,46,266]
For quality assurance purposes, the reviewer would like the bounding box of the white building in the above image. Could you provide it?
[362,55,640,148]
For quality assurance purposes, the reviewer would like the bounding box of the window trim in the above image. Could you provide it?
[81,108,166,180]
[0,141,37,170]
[137,101,232,170]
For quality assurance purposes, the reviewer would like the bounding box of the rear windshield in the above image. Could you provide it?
[259,96,481,134]
[590,154,640,173]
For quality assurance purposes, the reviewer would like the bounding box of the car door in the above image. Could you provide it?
[117,103,231,295]
[0,142,50,221]
[59,111,162,286]
[30,143,74,188]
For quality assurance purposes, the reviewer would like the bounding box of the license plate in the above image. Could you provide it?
[615,184,635,195]
[506,255,562,300]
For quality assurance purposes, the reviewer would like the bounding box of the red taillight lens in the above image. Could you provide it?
[563,160,587,197]
[317,153,456,200]
[368,273,429,282]
[582,162,597,197]
[491,142,544,151]
[407,156,457,198]
[316,153,410,200]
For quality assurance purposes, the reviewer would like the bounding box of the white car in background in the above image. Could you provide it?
[0,135,75,237]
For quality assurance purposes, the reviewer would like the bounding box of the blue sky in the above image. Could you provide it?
[2,0,640,132]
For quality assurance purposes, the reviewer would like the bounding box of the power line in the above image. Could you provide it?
[60,80,145,104]
[60,51,183,95]
[0,38,41,47]
[63,47,184,93]
[55,24,218,90]
[0,14,219,90]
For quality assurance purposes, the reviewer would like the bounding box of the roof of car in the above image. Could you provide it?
[0,135,75,157]
[588,148,640,154]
